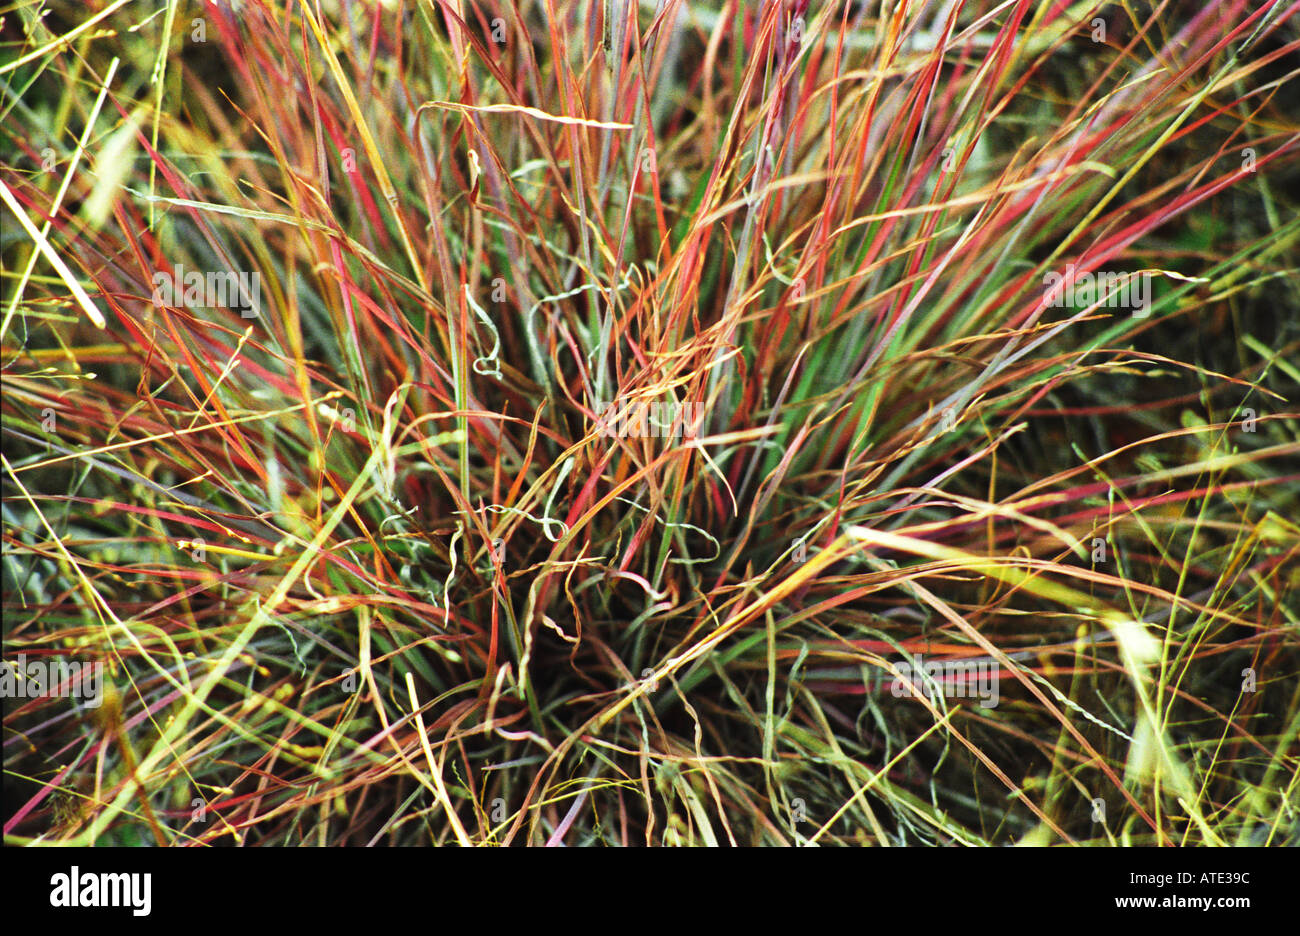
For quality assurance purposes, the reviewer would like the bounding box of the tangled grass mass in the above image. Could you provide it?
[2,0,1298,846]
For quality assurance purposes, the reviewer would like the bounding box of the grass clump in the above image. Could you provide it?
[2,0,1297,846]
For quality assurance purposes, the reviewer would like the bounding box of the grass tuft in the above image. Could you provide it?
[3,0,1297,846]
